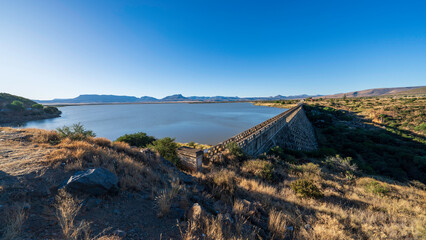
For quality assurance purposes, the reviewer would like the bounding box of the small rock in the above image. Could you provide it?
[304,224,311,230]
[286,226,294,231]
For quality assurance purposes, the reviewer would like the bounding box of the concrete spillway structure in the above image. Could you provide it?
[206,103,317,159]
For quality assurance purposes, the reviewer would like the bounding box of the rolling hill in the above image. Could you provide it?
[319,86,424,98]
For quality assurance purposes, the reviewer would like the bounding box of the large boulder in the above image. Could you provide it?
[62,168,118,195]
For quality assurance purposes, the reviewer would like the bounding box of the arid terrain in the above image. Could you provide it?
[1,95,425,240]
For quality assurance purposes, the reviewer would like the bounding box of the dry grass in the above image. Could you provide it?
[268,209,288,239]
[1,203,27,240]
[55,189,91,240]
[155,178,186,218]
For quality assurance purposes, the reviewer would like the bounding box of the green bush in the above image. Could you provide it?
[148,137,179,164]
[362,180,389,196]
[57,123,96,140]
[290,179,323,199]
[414,123,426,134]
[32,103,44,110]
[225,142,244,158]
[6,100,25,111]
[115,132,155,148]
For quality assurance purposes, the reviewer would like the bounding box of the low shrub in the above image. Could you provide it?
[225,142,244,158]
[290,162,321,179]
[211,169,237,196]
[290,179,323,199]
[324,155,357,173]
[359,179,389,197]
[148,137,179,164]
[43,106,61,114]
[57,123,96,141]
[115,132,155,148]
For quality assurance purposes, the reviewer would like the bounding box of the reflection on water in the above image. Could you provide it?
[23,103,286,145]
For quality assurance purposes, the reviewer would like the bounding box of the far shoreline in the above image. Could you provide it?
[44,100,258,107]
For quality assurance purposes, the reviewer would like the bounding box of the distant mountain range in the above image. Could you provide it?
[318,86,425,99]
[36,94,319,104]
[35,86,426,104]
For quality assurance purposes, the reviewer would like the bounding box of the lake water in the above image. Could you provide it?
[23,103,285,145]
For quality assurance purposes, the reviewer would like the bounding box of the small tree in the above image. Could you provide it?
[148,137,179,164]
[115,132,156,148]
[6,100,25,111]
[32,103,44,110]
[225,142,244,158]
[44,106,61,114]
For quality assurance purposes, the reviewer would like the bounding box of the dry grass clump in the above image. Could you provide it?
[290,162,322,180]
[1,203,27,240]
[268,209,288,239]
[31,129,61,144]
[242,159,273,180]
[155,178,186,217]
[55,189,91,240]
[210,169,237,200]
[89,137,112,148]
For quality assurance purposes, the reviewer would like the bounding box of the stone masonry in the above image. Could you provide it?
[206,103,317,159]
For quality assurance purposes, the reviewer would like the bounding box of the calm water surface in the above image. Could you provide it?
[23,103,285,145]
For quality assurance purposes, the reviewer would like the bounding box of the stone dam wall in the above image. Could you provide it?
[206,103,317,159]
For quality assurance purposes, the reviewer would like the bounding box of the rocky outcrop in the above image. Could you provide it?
[62,168,118,195]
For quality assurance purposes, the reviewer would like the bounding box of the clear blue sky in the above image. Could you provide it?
[1,0,425,100]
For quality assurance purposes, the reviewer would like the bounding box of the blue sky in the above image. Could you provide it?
[1,0,425,99]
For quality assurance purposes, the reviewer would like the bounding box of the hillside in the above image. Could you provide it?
[319,86,424,98]
[0,93,61,125]
[388,86,426,96]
